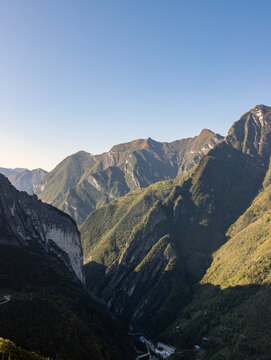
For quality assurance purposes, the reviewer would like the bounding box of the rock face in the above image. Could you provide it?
[0,168,48,193]
[81,105,271,337]
[0,173,84,282]
[38,130,223,223]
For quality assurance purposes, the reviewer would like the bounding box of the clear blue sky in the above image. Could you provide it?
[0,0,271,170]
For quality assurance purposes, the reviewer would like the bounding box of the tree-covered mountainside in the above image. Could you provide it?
[162,162,271,359]
[81,105,271,359]
[0,174,133,360]
[38,130,223,223]
[0,168,47,193]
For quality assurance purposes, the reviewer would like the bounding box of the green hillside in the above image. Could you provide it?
[80,178,178,266]
[38,151,96,204]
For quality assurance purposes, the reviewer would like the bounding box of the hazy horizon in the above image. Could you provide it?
[0,127,226,171]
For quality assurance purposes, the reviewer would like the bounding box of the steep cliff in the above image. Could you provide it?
[0,173,84,282]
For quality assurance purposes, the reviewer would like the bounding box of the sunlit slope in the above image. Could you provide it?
[39,151,96,204]
[202,175,271,288]
[80,178,178,266]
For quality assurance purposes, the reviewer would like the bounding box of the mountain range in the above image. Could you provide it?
[1,104,271,359]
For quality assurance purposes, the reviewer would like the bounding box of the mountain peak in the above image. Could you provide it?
[251,104,270,112]
[226,104,271,160]
[199,128,215,136]
[74,150,92,156]
[110,137,158,152]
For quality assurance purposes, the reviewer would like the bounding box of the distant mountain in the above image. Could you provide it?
[0,174,133,359]
[0,167,26,177]
[38,129,223,223]
[0,167,47,193]
[80,105,271,359]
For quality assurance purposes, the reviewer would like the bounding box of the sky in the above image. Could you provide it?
[0,0,271,171]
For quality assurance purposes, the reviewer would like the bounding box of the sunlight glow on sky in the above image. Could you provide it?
[0,0,271,170]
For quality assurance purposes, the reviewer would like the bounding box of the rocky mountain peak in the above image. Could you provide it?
[250,104,271,126]
[226,104,271,161]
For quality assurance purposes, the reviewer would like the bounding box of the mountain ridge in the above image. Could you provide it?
[38,129,223,223]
